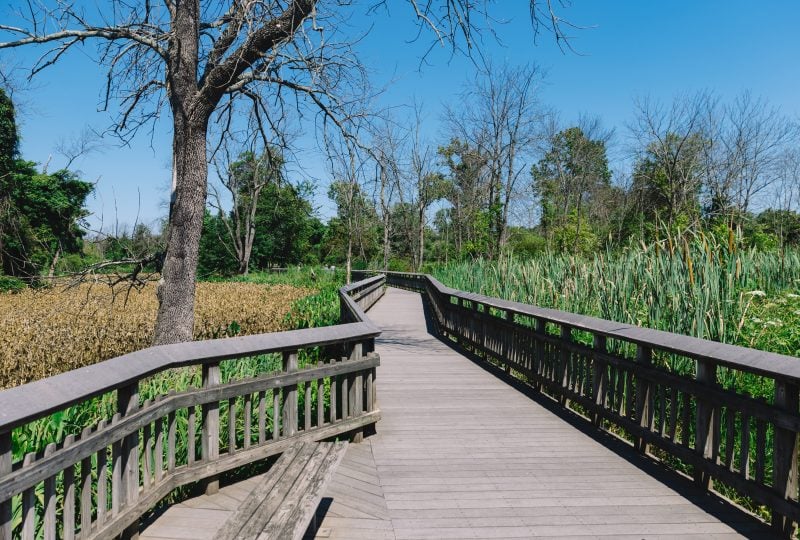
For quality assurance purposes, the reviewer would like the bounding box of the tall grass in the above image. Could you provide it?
[433,237,800,351]
[11,267,344,460]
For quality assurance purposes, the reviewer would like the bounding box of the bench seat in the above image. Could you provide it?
[216,441,348,540]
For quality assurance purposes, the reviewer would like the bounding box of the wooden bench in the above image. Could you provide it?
[216,441,348,540]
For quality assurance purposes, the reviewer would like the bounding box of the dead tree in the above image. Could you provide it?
[0,0,571,345]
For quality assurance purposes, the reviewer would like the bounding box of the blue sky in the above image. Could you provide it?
[2,1,799,232]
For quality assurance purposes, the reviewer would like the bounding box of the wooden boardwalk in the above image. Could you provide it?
[142,287,774,540]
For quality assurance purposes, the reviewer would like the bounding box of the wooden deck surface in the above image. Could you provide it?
[141,287,774,540]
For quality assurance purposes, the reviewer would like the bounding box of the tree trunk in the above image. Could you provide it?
[154,121,208,345]
[417,203,425,271]
[380,167,390,271]
[48,244,61,278]
[346,233,352,285]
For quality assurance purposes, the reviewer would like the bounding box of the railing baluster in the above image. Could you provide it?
[258,391,267,444]
[21,452,35,540]
[142,408,152,492]
[187,404,197,468]
[228,397,236,454]
[43,443,57,540]
[80,426,93,534]
[154,411,164,485]
[96,421,108,528]
[755,419,767,485]
[317,361,325,427]
[272,390,280,440]
[668,387,679,442]
[304,380,312,432]
[559,325,571,406]
[635,345,653,453]
[167,410,177,472]
[282,351,298,437]
[63,434,76,540]
[243,394,252,448]
[330,358,338,423]
[772,380,799,537]
[592,335,607,427]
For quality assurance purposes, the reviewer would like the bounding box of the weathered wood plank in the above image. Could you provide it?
[21,453,35,540]
[43,443,57,540]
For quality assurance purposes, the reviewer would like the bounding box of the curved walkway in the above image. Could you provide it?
[313,287,772,540]
[142,287,774,540]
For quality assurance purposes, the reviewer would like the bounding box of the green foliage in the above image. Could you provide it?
[0,88,17,179]
[0,274,25,292]
[324,180,380,266]
[0,91,93,280]
[739,291,800,357]
[627,132,704,236]
[197,210,238,276]
[223,266,345,329]
[432,238,800,350]
[531,126,612,251]
[504,227,546,259]
[251,181,321,267]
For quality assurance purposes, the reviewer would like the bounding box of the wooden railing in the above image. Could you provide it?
[356,270,800,538]
[0,274,386,540]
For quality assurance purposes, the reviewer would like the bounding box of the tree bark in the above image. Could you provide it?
[154,119,208,345]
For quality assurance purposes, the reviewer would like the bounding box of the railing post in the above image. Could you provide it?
[635,345,653,453]
[349,343,364,443]
[772,380,799,538]
[592,335,608,427]
[694,359,717,490]
[0,430,10,540]
[533,318,546,392]
[117,382,140,539]
[202,362,221,495]
[501,310,511,373]
[559,324,571,406]
[283,351,299,438]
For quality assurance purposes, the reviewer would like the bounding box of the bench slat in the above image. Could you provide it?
[264,441,348,540]
[215,443,310,540]
[218,441,347,540]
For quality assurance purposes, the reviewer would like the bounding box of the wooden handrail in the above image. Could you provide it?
[357,270,800,538]
[0,274,386,540]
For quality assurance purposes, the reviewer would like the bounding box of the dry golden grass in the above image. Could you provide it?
[0,282,312,388]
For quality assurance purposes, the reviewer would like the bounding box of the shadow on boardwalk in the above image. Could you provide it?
[417,293,775,539]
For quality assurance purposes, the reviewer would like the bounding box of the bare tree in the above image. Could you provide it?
[371,118,405,271]
[628,93,711,232]
[0,1,570,344]
[408,105,441,270]
[444,61,546,258]
[722,92,800,216]
[209,143,284,275]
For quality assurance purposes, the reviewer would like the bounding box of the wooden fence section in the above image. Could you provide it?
[0,274,385,540]
[356,270,800,538]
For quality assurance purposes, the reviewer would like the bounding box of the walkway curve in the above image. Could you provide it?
[141,287,774,540]
[314,287,772,540]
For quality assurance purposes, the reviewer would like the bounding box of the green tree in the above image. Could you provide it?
[627,132,705,240]
[210,149,284,275]
[0,91,93,279]
[531,126,612,253]
[197,211,237,276]
[438,139,491,259]
[327,180,380,273]
[251,181,319,268]
[4,163,93,278]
